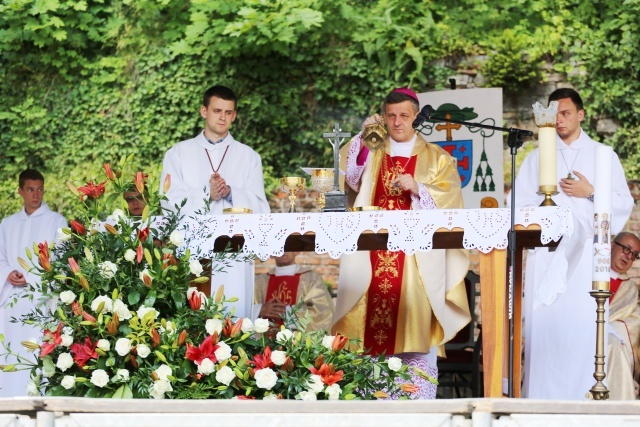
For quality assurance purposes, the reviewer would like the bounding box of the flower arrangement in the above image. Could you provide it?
[0,160,427,400]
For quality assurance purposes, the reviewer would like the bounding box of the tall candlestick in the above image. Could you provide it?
[592,145,613,291]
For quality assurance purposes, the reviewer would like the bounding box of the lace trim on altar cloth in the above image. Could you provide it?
[178,207,573,262]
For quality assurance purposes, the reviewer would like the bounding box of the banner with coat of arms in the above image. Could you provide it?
[416,88,504,208]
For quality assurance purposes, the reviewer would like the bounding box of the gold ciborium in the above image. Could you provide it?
[309,168,334,211]
[280,177,306,213]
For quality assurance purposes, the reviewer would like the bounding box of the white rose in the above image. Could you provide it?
[113,299,132,320]
[136,305,159,322]
[296,390,317,401]
[114,369,130,382]
[63,326,74,335]
[154,378,173,394]
[205,318,223,336]
[98,261,118,279]
[56,353,74,372]
[155,364,172,380]
[124,249,136,263]
[60,334,73,347]
[109,209,127,222]
[254,368,278,390]
[189,260,203,277]
[115,338,132,356]
[262,394,278,400]
[139,268,152,284]
[325,383,342,400]
[276,329,293,344]
[90,369,110,388]
[240,318,254,333]
[306,374,324,393]
[56,227,71,242]
[387,356,402,372]
[215,366,236,386]
[136,344,151,358]
[59,290,76,305]
[254,318,270,334]
[91,295,113,314]
[197,358,215,375]
[26,379,40,396]
[61,375,76,390]
[271,350,287,366]
[214,341,232,362]
[321,335,335,350]
[169,230,185,247]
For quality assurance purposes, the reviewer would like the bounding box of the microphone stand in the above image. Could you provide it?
[417,114,531,398]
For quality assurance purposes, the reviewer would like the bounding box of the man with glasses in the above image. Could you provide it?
[607,232,640,399]
[0,169,67,397]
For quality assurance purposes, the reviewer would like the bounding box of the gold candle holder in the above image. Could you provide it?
[588,289,612,400]
[280,177,306,213]
[537,185,558,206]
[309,168,334,211]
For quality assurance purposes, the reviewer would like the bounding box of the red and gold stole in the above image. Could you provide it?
[364,154,417,355]
[266,274,301,306]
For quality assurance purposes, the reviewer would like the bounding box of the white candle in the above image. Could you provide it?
[538,127,557,187]
[592,145,613,290]
[532,101,559,188]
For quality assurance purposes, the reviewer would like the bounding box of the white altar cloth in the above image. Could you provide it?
[178,207,573,260]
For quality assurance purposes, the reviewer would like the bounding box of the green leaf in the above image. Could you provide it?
[112,384,133,399]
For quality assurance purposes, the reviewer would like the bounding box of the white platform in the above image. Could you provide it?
[2,398,640,427]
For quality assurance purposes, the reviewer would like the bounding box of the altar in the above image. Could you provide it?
[181,206,573,398]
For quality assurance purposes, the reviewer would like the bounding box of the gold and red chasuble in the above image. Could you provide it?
[266,274,301,306]
[364,155,416,355]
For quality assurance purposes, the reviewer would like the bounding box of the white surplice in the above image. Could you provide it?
[0,203,67,397]
[160,131,270,318]
[510,129,633,400]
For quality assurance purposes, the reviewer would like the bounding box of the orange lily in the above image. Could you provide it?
[70,220,86,235]
[309,362,344,386]
[134,172,148,194]
[37,242,51,272]
[103,163,116,181]
[77,181,106,199]
[163,174,171,193]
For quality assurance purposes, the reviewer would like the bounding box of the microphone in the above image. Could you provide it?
[412,104,435,129]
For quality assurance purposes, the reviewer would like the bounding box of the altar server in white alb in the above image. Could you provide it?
[0,169,67,397]
[160,85,269,317]
[160,85,269,215]
[512,88,633,400]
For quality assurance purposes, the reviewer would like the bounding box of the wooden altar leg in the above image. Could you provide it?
[479,248,507,398]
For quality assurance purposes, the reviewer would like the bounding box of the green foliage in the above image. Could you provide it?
[1,0,640,219]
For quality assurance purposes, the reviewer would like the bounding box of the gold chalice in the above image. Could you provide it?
[309,168,334,211]
[280,177,306,213]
